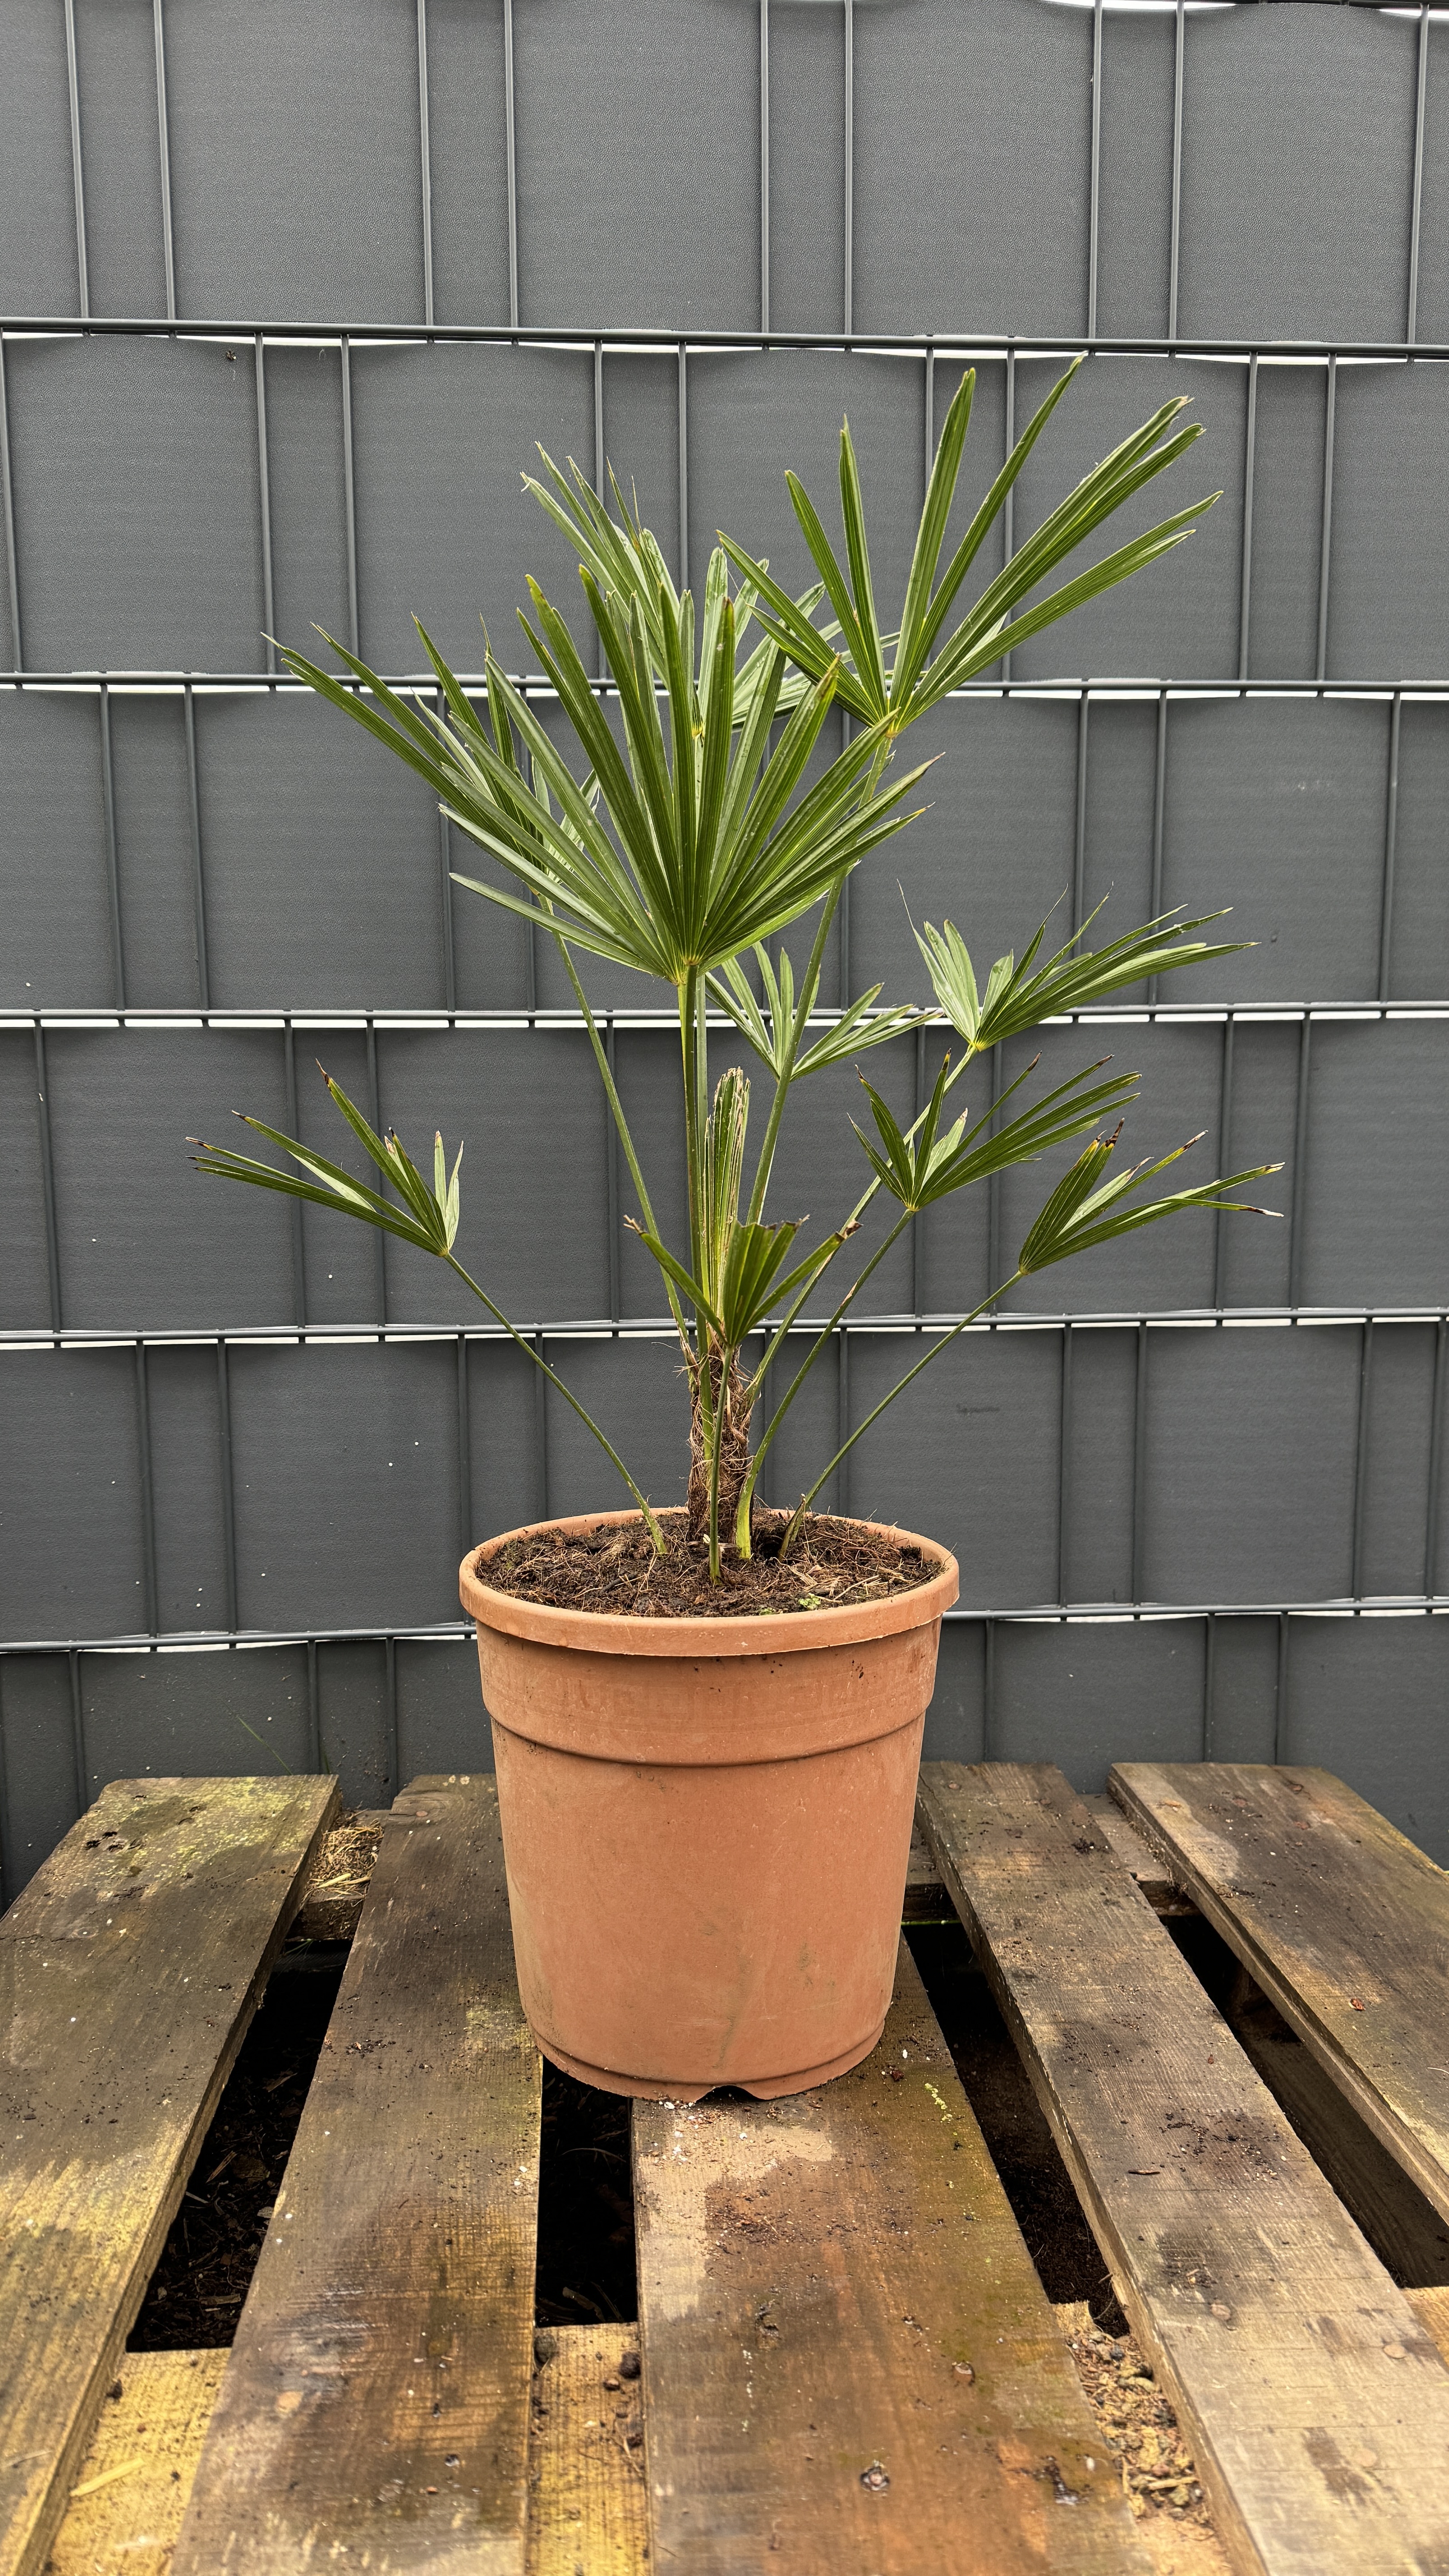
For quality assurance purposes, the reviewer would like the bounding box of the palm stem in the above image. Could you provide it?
[778,1269,1025,1555]
[552,929,688,1344]
[444,1252,665,1550]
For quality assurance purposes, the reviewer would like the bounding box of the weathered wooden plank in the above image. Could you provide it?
[1407,2288,1449,2364]
[48,2349,227,2576]
[634,1934,1136,2574]
[1228,1975,1449,2290]
[916,1760,1449,2576]
[1112,1761,1449,2227]
[1081,1791,1198,1917]
[0,1774,337,2576]
[170,1773,541,2576]
[526,2324,647,2576]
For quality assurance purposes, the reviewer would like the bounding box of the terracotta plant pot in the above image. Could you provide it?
[459,1510,959,2101]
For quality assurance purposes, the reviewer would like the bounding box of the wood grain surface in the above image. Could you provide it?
[526,2324,646,2576]
[916,1760,1449,2576]
[170,1775,541,2576]
[48,2348,227,2576]
[0,1774,337,2576]
[1111,1761,1449,2226]
[634,1935,1135,2574]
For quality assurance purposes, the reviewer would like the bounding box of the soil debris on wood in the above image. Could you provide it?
[477,1509,938,1619]
[290,1814,383,1943]
[1055,2301,1229,2571]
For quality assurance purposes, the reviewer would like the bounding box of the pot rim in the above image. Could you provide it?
[459,1506,960,1658]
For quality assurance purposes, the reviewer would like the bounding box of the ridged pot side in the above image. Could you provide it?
[460,1513,960,2101]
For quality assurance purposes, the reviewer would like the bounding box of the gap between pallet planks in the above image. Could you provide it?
[1111,1761,1449,2229]
[169,1776,540,2576]
[0,1775,337,2576]
[915,1759,1449,2576]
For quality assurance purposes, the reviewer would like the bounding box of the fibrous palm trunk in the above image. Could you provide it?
[686,1347,753,1552]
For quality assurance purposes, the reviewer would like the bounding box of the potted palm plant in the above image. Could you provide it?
[193,360,1279,2099]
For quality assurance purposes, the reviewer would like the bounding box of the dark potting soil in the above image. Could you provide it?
[478,1509,939,1619]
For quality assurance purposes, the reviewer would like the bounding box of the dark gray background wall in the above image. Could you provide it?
[2,0,1446,1888]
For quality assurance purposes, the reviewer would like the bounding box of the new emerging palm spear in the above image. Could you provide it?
[195,362,1281,2098]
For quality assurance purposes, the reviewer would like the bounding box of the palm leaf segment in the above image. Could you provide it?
[1019,1131,1284,1273]
[630,1067,855,1343]
[915,900,1245,1057]
[281,570,931,988]
[191,1067,461,1255]
[718,357,1219,736]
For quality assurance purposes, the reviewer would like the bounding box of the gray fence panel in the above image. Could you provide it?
[3,0,1448,1895]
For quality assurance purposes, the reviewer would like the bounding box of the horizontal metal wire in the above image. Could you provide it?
[6,670,1449,701]
[3,1598,1444,1660]
[5,1002,1445,1035]
[2,1307,1444,1354]
[4,317,1448,361]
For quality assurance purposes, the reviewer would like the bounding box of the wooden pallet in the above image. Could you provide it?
[6,1763,1449,2575]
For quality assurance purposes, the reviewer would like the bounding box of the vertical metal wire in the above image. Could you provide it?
[63,0,89,320]
[1168,0,1185,340]
[0,336,20,667]
[986,1040,1002,1301]
[384,1634,399,1794]
[593,343,605,498]
[98,685,125,1009]
[1377,692,1402,1005]
[606,1016,621,1326]
[1273,1610,1289,1764]
[456,1334,473,1553]
[534,1334,549,1519]
[33,1026,62,1333]
[1425,1315,1446,1599]
[1087,0,1103,338]
[68,1647,87,1808]
[416,0,435,327]
[911,1022,927,1317]
[1210,1021,1237,1315]
[759,0,770,333]
[307,1635,322,1769]
[254,336,276,674]
[1350,1317,1375,1603]
[1131,1320,1149,1603]
[503,0,520,331]
[340,337,360,656]
[837,1325,851,1518]
[183,685,211,1008]
[367,1021,387,1325]
[843,0,854,336]
[1001,351,1015,682]
[216,1339,238,1633]
[1147,689,1168,1000]
[1237,351,1258,682]
[134,1344,158,1636]
[1288,1016,1312,1312]
[677,343,689,593]
[1408,5,1430,347]
[283,1021,307,1327]
[1315,355,1337,686]
[1072,691,1090,935]
[153,0,177,322]
[1200,1612,1216,1760]
[1057,1323,1074,1608]
[434,689,456,1009]
[981,1618,995,1762]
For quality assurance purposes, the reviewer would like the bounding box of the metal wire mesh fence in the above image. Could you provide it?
[1,0,1446,1889]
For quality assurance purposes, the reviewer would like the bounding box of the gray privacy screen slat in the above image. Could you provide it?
[2,0,1447,1896]
[5,692,1443,1012]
